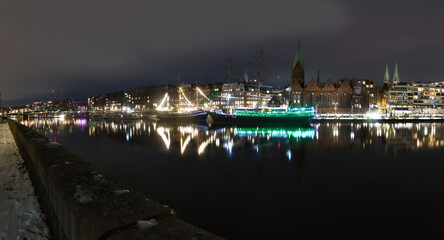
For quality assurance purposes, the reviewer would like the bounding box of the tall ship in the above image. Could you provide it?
[155,82,210,123]
[156,109,208,122]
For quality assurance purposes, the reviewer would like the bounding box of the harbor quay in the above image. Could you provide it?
[4,119,223,240]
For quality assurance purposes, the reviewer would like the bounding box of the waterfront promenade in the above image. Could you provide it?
[0,120,50,239]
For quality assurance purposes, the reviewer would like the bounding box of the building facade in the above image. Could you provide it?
[215,82,276,109]
[387,82,413,109]
[411,82,444,108]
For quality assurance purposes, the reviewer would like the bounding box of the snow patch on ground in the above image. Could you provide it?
[93,174,103,181]
[137,219,158,229]
[0,122,51,239]
[114,189,129,195]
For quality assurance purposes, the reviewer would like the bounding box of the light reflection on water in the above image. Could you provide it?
[21,119,444,154]
[18,119,444,239]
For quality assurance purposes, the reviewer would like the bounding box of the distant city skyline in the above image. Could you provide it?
[1,0,444,106]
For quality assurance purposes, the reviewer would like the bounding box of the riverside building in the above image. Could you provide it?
[387,81,444,114]
[215,82,277,109]
[411,82,444,109]
[385,62,444,113]
[360,79,379,107]
[387,82,413,111]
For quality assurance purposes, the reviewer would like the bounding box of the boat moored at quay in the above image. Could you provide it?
[155,109,208,123]
[206,107,315,126]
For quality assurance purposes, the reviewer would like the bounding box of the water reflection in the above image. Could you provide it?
[18,119,444,239]
[21,119,444,156]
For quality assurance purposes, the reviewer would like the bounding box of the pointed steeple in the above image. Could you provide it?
[317,69,320,84]
[384,64,390,84]
[291,39,305,89]
[392,62,400,84]
[292,39,304,69]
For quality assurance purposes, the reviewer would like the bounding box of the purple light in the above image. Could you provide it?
[78,119,87,126]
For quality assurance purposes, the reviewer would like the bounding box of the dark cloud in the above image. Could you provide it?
[0,0,443,106]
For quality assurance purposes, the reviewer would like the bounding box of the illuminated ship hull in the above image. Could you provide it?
[207,107,315,127]
[156,109,208,122]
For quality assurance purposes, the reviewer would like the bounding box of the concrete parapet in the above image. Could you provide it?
[7,120,223,240]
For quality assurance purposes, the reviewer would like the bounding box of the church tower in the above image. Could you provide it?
[291,39,305,88]
[392,62,400,85]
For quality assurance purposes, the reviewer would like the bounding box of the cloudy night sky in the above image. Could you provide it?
[1,0,444,106]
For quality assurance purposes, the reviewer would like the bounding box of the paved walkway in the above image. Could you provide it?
[0,121,50,239]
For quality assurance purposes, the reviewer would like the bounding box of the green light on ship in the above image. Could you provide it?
[235,107,315,118]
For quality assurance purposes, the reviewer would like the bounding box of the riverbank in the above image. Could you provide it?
[0,120,50,239]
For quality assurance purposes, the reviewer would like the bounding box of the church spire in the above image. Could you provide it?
[317,69,320,84]
[384,64,390,84]
[292,39,304,69]
[392,62,400,84]
[291,39,305,88]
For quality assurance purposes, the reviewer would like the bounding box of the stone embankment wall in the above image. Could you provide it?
[7,120,223,240]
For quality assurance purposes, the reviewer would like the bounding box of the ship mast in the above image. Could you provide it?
[178,73,181,111]
[195,78,198,108]
[250,50,272,108]
[219,56,241,84]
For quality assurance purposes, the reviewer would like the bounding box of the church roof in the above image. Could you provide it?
[337,80,353,93]
[321,79,336,92]
[303,77,320,92]
[291,79,303,92]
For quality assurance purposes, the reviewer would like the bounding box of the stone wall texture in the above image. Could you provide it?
[8,119,223,240]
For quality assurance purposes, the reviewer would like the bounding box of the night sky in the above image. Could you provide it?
[1,0,444,106]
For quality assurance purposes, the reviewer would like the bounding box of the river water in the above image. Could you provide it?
[20,119,444,239]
